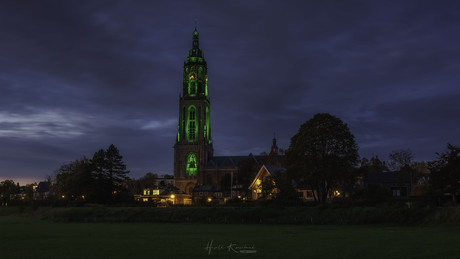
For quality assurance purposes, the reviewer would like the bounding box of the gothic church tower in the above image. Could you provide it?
[174,28,213,194]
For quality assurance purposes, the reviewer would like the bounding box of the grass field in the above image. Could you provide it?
[1,216,460,258]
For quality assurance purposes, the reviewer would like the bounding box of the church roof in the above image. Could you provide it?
[205,155,249,169]
[204,153,286,170]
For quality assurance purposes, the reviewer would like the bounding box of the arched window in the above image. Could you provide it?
[186,152,197,176]
[188,72,197,96]
[189,107,195,120]
[188,107,196,141]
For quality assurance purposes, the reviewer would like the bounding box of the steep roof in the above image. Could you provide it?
[205,154,286,170]
[248,165,287,190]
[205,155,249,169]
[264,165,286,174]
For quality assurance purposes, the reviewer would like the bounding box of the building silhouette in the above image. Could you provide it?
[174,28,213,194]
[173,28,284,198]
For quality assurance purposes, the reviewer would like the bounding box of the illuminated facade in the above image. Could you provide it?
[248,165,315,200]
[174,28,214,194]
[173,29,288,200]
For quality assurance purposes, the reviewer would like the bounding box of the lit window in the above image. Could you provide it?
[188,107,196,141]
[186,152,197,176]
[189,122,195,140]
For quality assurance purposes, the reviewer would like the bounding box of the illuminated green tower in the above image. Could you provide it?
[174,28,213,194]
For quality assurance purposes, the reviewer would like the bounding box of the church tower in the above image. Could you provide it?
[174,28,213,194]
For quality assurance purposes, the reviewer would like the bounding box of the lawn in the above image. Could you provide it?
[1,216,460,259]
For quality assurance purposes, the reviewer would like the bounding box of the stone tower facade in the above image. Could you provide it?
[174,28,213,194]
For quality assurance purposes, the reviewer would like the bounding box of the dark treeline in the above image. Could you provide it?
[0,144,131,205]
[1,113,460,207]
[53,144,131,204]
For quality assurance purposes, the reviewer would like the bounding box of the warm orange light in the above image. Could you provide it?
[207,197,212,202]
[170,194,175,199]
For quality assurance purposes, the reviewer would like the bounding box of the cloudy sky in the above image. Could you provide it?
[1,0,459,184]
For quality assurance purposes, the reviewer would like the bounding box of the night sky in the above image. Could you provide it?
[1,1,459,184]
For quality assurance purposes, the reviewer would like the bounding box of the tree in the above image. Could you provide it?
[388,149,413,172]
[286,113,359,203]
[237,157,258,188]
[105,144,130,183]
[261,170,298,201]
[53,144,131,203]
[261,175,277,199]
[429,144,460,204]
[54,157,93,201]
[388,149,415,194]
[219,173,232,191]
[0,180,19,205]
[91,144,130,202]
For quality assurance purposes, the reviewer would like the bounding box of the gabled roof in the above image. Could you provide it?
[248,165,286,190]
[264,165,286,174]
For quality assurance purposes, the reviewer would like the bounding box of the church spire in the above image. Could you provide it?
[174,26,213,193]
[188,27,203,58]
[267,134,281,166]
[192,28,199,49]
[271,133,279,154]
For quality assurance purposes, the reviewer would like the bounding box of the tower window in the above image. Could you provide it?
[189,82,197,96]
[190,108,195,120]
[186,152,197,176]
[187,107,196,142]
[189,121,195,141]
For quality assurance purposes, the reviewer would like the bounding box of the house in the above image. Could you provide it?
[192,185,222,203]
[365,171,412,198]
[248,165,313,201]
[135,185,192,205]
[34,181,50,200]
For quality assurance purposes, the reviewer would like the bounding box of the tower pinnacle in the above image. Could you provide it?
[192,28,199,49]
[271,134,279,154]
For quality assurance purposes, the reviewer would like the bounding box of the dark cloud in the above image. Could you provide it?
[1,0,460,183]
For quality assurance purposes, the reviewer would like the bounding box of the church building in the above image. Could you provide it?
[173,28,284,198]
[173,28,214,194]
